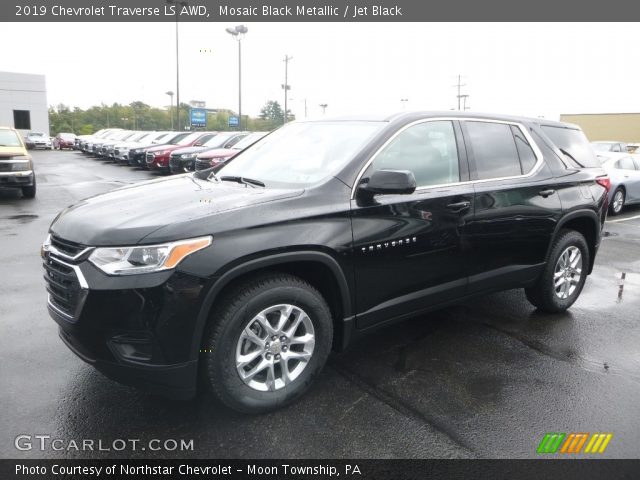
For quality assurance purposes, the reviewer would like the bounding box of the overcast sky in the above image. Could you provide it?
[1,22,638,120]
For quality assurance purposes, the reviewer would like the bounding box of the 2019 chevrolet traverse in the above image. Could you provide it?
[43,112,609,413]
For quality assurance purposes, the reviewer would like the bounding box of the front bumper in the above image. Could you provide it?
[44,246,208,399]
[0,171,35,187]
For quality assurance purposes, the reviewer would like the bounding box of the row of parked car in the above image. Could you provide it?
[73,128,268,174]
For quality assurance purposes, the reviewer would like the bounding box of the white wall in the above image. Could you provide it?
[0,71,49,136]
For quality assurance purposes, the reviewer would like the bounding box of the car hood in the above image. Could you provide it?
[50,175,303,246]
[171,145,208,156]
[197,147,237,159]
[0,146,28,157]
[146,144,181,153]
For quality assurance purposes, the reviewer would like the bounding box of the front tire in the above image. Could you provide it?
[22,179,36,199]
[609,188,625,215]
[525,229,589,313]
[201,273,333,413]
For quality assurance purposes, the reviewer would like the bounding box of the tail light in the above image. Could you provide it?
[596,175,611,192]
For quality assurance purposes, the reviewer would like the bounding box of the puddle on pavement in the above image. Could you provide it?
[577,270,640,310]
[3,214,39,224]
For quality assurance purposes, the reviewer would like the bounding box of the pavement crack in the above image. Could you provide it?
[328,358,476,456]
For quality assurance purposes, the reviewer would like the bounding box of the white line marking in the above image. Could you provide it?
[608,214,640,223]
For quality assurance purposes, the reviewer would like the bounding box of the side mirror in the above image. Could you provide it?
[359,169,416,196]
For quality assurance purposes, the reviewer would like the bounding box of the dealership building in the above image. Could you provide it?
[560,113,640,143]
[0,71,49,135]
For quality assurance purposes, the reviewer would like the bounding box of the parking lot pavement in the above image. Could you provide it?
[1,150,639,459]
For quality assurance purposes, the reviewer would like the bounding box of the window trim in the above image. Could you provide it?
[351,117,544,200]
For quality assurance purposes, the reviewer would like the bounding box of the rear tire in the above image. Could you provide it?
[525,229,589,313]
[200,273,333,413]
[22,180,36,199]
[609,188,625,216]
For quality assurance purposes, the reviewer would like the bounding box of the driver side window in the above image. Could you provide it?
[369,121,460,188]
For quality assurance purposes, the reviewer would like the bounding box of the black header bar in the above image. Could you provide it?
[4,0,640,22]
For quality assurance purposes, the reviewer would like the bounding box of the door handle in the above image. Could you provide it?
[446,201,471,212]
[538,189,555,198]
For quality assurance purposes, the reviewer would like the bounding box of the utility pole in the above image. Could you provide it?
[319,103,328,115]
[461,94,470,111]
[453,74,467,111]
[282,55,293,125]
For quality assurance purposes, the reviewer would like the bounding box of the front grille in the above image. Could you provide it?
[195,158,212,171]
[0,163,12,172]
[43,254,86,321]
[114,149,120,156]
[169,155,181,169]
[51,235,87,258]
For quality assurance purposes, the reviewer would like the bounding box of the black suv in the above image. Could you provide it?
[42,112,609,413]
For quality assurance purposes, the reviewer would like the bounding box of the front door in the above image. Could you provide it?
[351,119,473,329]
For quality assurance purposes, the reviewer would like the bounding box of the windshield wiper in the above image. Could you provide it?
[220,175,265,187]
[559,148,585,168]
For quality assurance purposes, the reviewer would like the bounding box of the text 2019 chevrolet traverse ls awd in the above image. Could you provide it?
[43,112,609,413]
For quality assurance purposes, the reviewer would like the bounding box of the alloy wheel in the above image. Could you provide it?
[235,304,315,392]
[553,246,583,299]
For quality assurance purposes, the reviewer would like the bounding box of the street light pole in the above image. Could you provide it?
[400,98,408,110]
[167,0,188,130]
[319,103,328,115]
[226,25,248,130]
[165,91,174,129]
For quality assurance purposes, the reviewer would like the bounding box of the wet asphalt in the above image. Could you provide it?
[1,150,639,459]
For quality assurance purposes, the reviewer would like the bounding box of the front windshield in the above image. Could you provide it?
[232,132,268,150]
[204,133,237,148]
[0,130,22,147]
[170,132,192,145]
[592,143,613,152]
[218,121,385,188]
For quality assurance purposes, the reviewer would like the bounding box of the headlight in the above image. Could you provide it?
[12,161,31,171]
[88,236,212,275]
[181,153,197,159]
[41,233,52,259]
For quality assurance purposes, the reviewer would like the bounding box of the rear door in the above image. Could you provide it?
[460,119,562,293]
[615,156,640,202]
[351,119,474,329]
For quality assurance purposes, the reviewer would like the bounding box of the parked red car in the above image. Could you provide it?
[53,133,76,150]
[194,132,268,171]
[145,131,217,172]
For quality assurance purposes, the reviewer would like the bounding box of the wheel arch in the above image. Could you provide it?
[191,251,353,361]
[552,210,600,275]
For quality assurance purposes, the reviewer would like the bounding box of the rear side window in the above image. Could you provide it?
[465,121,521,180]
[511,125,538,174]
[540,125,600,168]
[616,156,636,170]
[370,120,460,188]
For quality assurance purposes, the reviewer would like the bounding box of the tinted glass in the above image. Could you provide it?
[511,125,537,174]
[219,121,385,188]
[371,121,460,187]
[466,121,521,179]
[542,126,600,168]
